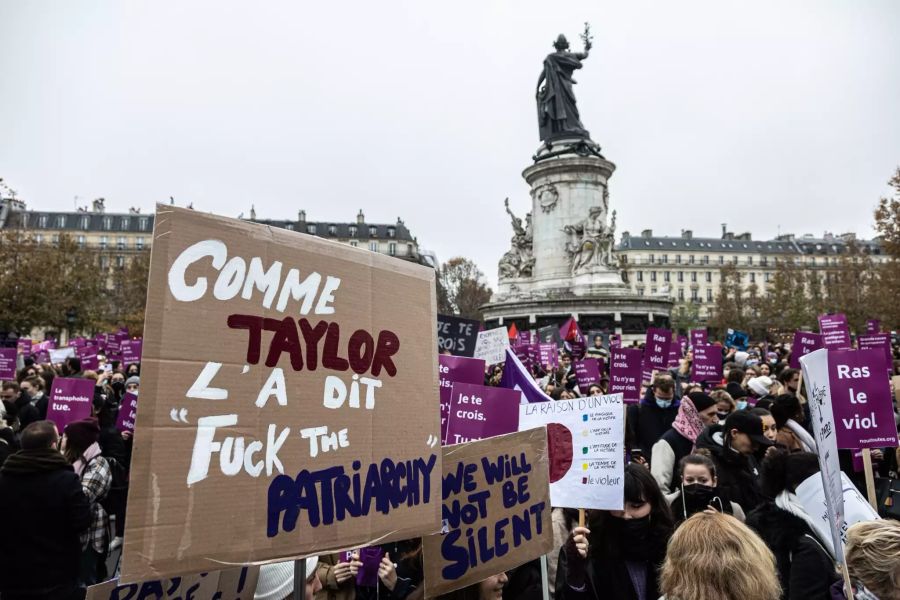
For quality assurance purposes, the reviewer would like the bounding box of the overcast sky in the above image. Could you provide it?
[2,1,899,287]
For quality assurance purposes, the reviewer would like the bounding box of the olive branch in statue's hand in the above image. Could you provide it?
[580,22,593,51]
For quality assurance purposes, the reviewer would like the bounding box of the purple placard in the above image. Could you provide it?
[47,377,95,435]
[865,319,880,334]
[356,547,384,587]
[439,355,486,443]
[568,337,587,360]
[857,333,892,371]
[610,347,642,403]
[16,339,32,358]
[790,331,823,369]
[643,327,672,377]
[609,334,622,349]
[538,343,559,369]
[689,329,707,349]
[691,344,722,383]
[667,340,682,368]
[444,382,521,445]
[68,337,86,348]
[0,348,16,380]
[121,339,143,366]
[574,358,603,390]
[76,346,99,371]
[516,331,533,346]
[851,449,865,473]
[818,313,852,351]
[115,391,139,433]
[828,349,898,449]
[513,343,534,369]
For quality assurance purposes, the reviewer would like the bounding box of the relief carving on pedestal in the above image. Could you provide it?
[535,184,559,214]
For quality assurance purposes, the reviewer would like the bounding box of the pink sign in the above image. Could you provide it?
[828,349,898,449]
[790,331,823,369]
[444,382,521,445]
[610,348,642,403]
[689,329,707,348]
[865,320,880,334]
[116,391,139,433]
[0,348,16,380]
[47,377,95,435]
[76,345,99,371]
[16,339,32,358]
[516,331,534,346]
[691,344,722,383]
[438,355,486,444]
[574,358,603,390]
[818,313,852,351]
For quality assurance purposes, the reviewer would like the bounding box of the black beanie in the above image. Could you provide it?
[688,392,716,412]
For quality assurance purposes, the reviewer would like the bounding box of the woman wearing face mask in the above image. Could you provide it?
[557,464,674,600]
[668,454,744,524]
[710,389,735,422]
[650,392,719,500]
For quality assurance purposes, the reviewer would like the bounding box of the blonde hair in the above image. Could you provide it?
[661,512,781,600]
[709,389,735,410]
[846,520,900,600]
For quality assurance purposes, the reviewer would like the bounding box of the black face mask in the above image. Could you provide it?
[681,483,727,517]
[111,381,125,395]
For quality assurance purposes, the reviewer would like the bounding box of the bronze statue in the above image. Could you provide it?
[536,24,593,142]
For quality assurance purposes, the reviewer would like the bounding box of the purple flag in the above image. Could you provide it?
[689,329,707,348]
[16,339,32,358]
[865,319,880,334]
[691,344,722,383]
[610,348,642,404]
[444,383,521,445]
[574,358,603,390]
[790,331,823,369]
[47,377,95,435]
[818,313,852,351]
[642,327,671,380]
[828,349,898,449]
[439,355,486,443]
[76,345,99,371]
[857,333,892,371]
[0,348,16,380]
[538,343,559,369]
[116,391,139,433]
[356,547,384,587]
[121,339,143,366]
[499,347,552,404]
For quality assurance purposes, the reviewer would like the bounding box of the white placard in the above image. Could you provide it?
[48,347,76,364]
[795,471,880,557]
[518,394,624,510]
[473,327,510,365]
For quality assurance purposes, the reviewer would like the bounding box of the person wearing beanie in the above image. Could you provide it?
[255,556,322,599]
[651,392,720,499]
[125,375,140,395]
[62,417,112,586]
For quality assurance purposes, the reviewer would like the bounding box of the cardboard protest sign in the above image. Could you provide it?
[437,314,480,357]
[86,566,259,600]
[444,383,521,445]
[473,327,510,365]
[16,338,32,357]
[519,394,624,510]
[49,346,76,364]
[857,333,892,371]
[609,348,642,403]
[0,348,16,380]
[439,355,486,444]
[865,319,880,334]
[538,343,559,369]
[122,206,441,581]
[77,345,100,371]
[642,328,671,380]
[422,428,551,598]
[799,349,848,561]
[724,328,749,351]
[691,344,722,383]
[47,377,95,434]
[818,313,852,351]
[827,349,898,449]
[121,339,143,366]
[795,471,880,556]
[116,392,139,433]
[790,331,823,369]
[689,329,707,349]
[574,358,603,390]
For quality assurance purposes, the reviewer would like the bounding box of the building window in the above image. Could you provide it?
[651,287,657,294]
[387,227,396,238]
[34,234,43,244]
[79,215,89,229]
[52,234,60,244]
[350,240,358,247]
[705,271,712,282]
[306,224,317,234]
[349,225,357,237]
[649,254,655,264]
[747,256,753,265]
[284,223,294,231]
[650,271,657,282]
[100,235,108,249]
[389,242,397,256]
[76,235,86,247]
[116,255,125,268]
[369,241,378,252]
[136,237,144,250]
[139,217,149,231]
[677,272,683,282]
[100,255,110,269]
[368,226,377,237]
[103,216,113,230]
[678,288,684,301]
[638,288,645,296]
[621,255,628,264]
[328,224,337,236]
[664,271,670,282]
[750,272,756,283]
[689,255,695,264]
[707,289,713,301]
[761,256,767,266]
[703,255,709,265]
[765,272,771,282]
[662,254,668,264]
[732,256,739,264]
[810,257,816,266]
[117,236,126,250]
[39,215,48,228]
[121,217,129,230]
[407,243,413,255]
[718,256,724,265]
[675,255,681,264]
[57,215,67,228]
[691,272,697,283]
[691,289,699,301]
[637,271,643,282]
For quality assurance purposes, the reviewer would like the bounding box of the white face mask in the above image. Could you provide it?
[655,396,673,409]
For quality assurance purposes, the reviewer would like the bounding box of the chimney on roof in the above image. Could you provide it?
[92,198,105,213]
[681,229,692,239]
[721,223,727,239]
[823,232,833,241]
[357,210,365,224]
[298,210,306,222]
[640,229,653,239]
[250,205,256,220]
[621,230,630,240]
[736,232,752,241]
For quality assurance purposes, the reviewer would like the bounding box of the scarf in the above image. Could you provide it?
[672,397,704,443]
[1,447,73,475]
[775,489,835,559]
[786,419,816,452]
[73,442,103,476]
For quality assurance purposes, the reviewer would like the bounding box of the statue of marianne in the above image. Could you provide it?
[536,25,593,143]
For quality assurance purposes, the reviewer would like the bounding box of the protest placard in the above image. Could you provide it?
[865,319,880,334]
[422,428,551,598]
[689,329,707,348]
[666,340,681,368]
[724,328,749,351]
[512,343,535,370]
[439,355,486,444]
[691,344,722,383]
[519,394,624,510]
[444,383,521,445]
[574,358,602,390]
[609,334,621,348]
[116,392,139,433]
[795,471,880,556]
[121,206,441,581]
[47,377,95,434]
[49,347,76,364]
[585,330,609,352]
[790,331,823,369]
[121,339,143,366]
[474,327,510,365]
[70,336,86,348]
[538,343,559,369]
[16,338,32,357]
[642,328,671,380]
[516,330,534,346]
[77,345,100,371]
[827,349,898,449]
[609,348,642,403]
[537,325,560,344]
[437,314,480,357]
[0,348,16,379]
[86,566,259,600]
[818,313,852,351]
[857,333,892,370]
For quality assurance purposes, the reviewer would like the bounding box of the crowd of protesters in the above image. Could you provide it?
[1,332,899,600]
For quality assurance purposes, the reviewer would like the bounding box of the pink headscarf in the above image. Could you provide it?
[672,396,704,443]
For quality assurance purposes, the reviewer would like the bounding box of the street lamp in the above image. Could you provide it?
[66,308,77,343]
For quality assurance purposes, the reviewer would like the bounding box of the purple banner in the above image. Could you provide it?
[691,344,722,383]
[444,382,521,445]
[643,327,672,378]
[790,331,823,369]
[828,349,898,449]
[439,355,486,444]
[609,334,622,349]
[16,339,32,358]
[116,391,139,433]
[47,377,95,435]
[76,345,99,371]
[0,348,16,380]
[689,329,707,348]
[610,348,642,403]
[865,319,880,334]
[538,343,559,369]
[121,339,143,366]
[574,358,603,390]
[516,331,534,346]
[857,333,892,372]
[818,313,852,351]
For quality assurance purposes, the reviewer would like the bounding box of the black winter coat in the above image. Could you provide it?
[626,399,679,462]
[746,502,840,600]
[555,546,662,600]
[694,424,766,513]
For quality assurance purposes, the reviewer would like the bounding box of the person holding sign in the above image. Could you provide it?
[557,464,674,600]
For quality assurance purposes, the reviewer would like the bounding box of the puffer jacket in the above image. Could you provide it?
[694,424,766,513]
